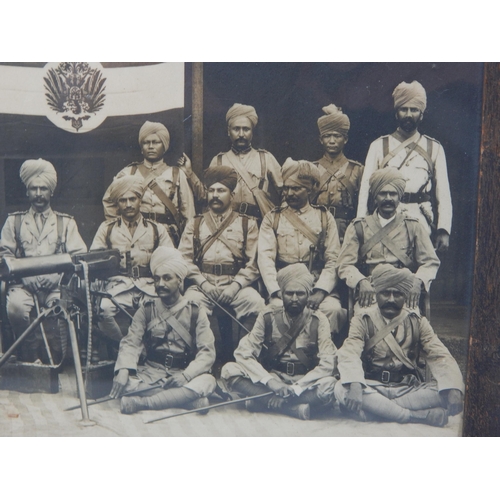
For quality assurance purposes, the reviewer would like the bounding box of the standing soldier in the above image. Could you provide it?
[110,247,216,414]
[258,158,346,339]
[0,159,87,363]
[91,175,174,343]
[357,81,452,252]
[312,104,363,243]
[179,166,264,362]
[221,264,337,420]
[102,121,195,246]
[207,103,283,221]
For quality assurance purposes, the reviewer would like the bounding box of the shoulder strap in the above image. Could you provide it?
[217,153,223,167]
[105,220,118,249]
[264,311,273,345]
[364,311,409,353]
[55,214,66,253]
[148,220,160,251]
[381,134,418,169]
[258,150,266,189]
[360,214,405,259]
[382,136,389,159]
[318,207,328,253]
[309,315,319,345]
[14,214,25,258]
[272,210,280,234]
[199,211,243,261]
[189,302,199,338]
[144,301,153,325]
[148,178,183,230]
[171,166,179,200]
[280,208,321,247]
[354,220,364,247]
[193,215,203,263]
[130,164,138,175]
[241,215,248,259]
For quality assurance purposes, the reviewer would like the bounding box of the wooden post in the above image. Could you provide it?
[192,63,203,176]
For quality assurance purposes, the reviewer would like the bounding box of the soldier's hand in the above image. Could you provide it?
[163,372,187,389]
[22,277,40,293]
[267,394,287,409]
[218,282,241,306]
[435,230,450,253]
[307,289,327,311]
[443,388,463,416]
[37,273,60,291]
[200,281,221,302]
[358,280,375,308]
[267,378,293,398]
[177,153,193,177]
[345,382,363,413]
[407,277,423,310]
[110,369,129,399]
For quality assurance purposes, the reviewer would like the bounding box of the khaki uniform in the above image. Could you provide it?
[115,296,216,398]
[313,153,364,242]
[102,160,195,244]
[258,204,345,334]
[337,212,440,292]
[222,306,337,402]
[358,132,452,235]
[208,148,282,219]
[334,305,464,420]
[90,215,174,341]
[179,210,264,320]
[0,207,87,361]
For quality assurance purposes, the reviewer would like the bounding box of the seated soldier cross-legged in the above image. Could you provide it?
[334,264,464,427]
[222,263,338,421]
[110,247,216,415]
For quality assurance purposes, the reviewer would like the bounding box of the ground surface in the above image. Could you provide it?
[0,301,468,437]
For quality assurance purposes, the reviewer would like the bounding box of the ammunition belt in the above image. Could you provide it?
[148,350,190,369]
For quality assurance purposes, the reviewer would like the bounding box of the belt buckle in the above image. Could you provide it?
[329,206,336,217]
[131,266,140,279]
[381,370,391,383]
[239,202,248,215]
[213,264,222,276]
[286,362,295,376]
[149,212,157,222]
[165,354,174,370]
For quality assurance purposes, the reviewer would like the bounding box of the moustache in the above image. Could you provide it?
[381,302,398,309]
[381,201,395,207]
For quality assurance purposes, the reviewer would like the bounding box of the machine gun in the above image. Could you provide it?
[0,249,120,425]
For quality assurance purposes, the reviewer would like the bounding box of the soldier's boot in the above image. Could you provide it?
[409,408,449,427]
[226,376,272,411]
[296,388,334,417]
[121,387,198,414]
[184,397,210,415]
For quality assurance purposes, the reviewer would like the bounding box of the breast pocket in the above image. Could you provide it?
[276,227,297,257]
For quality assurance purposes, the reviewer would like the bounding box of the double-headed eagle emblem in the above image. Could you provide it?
[44,62,107,132]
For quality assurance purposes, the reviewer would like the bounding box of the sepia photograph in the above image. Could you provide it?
[0,62,485,437]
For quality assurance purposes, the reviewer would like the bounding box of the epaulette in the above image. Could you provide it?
[7,210,28,217]
[377,134,391,140]
[194,213,204,218]
[423,134,441,146]
[53,211,74,219]
[351,217,365,224]
[256,148,269,153]
[402,215,420,222]
[404,307,422,319]
[103,217,119,225]
[270,205,285,213]
[126,161,142,168]
[348,159,364,168]
[142,297,156,306]
[311,204,328,211]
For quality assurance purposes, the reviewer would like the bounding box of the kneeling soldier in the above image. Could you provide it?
[179,166,264,357]
[91,175,173,342]
[222,263,337,420]
[334,264,464,427]
[110,247,216,414]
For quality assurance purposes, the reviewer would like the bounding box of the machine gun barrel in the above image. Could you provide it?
[0,254,75,281]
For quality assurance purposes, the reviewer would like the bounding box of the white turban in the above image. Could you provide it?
[138,121,170,151]
[226,103,258,128]
[371,263,415,296]
[277,263,314,293]
[109,175,145,202]
[20,159,57,192]
[317,104,350,136]
[150,247,188,281]
[282,158,320,190]
[393,81,427,112]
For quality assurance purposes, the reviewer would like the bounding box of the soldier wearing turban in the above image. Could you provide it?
[110,246,216,415]
[221,263,338,421]
[337,162,440,314]
[334,262,464,428]
[179,165,264,368]
[91,175,173,344]
[102,120,196,247]
[206,103,283,221]
[0,159,87,363]
[312,104,364,243]
[357,80,452,254]
[258,157,346,342]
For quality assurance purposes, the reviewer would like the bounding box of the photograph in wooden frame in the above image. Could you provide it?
[0,62,487,436]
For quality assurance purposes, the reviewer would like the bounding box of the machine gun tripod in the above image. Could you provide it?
[0,249,120,426]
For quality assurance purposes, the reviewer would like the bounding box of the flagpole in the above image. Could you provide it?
[192,62,203,177]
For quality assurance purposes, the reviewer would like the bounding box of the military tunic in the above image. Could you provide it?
[222,305,337,401]
[313,153,364,242]
[336,211,440,292]
[208,148,282,218]
[357,132,452,235]
[334,305,464,415]
[115,296,216,397]
[179,209,264,319]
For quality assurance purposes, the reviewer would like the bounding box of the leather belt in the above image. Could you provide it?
[275,361,309,376]
[200,262,243,276]
[142,212,174,225]
[401,193,431,204]
[276,259,322,272]
[148,351,190,369]
[327,205,355,220]
[235,202,261,219]
[121,265,152,279]
[365,368,416,384]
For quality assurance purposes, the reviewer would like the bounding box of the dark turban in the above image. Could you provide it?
[282,158,320,190]
[369,167,406,200]
[393,81,427,112]
[109,175,145,202]
[20,159,57,192]
[226,103,258,128]
[317,104,350,136]
[138,121,170,151]
[371,263,415,296]
[204,166,238,191]
[277,263,314,293]
[150,247,189,281]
